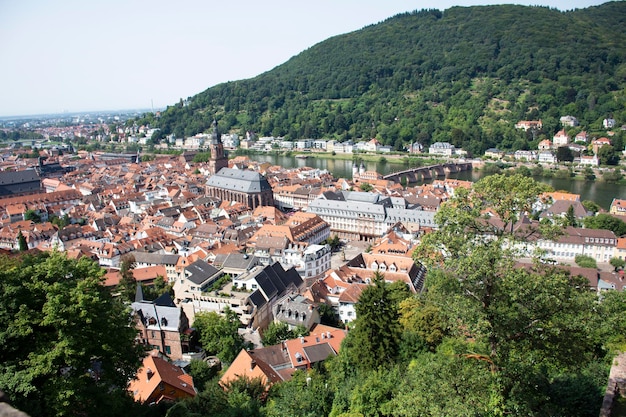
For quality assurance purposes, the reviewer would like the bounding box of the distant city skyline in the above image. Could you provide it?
[0,0,610,117]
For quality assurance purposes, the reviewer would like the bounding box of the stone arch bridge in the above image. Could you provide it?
[383,162,472,183]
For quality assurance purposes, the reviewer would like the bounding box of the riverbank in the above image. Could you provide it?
[474,162,626,187]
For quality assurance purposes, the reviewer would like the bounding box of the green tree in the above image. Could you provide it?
[413,174,604,413]
[582,200,601,214]
[381,352,495,417]
[142,275,174,301]
[556,146,574,162]
[324,235,341,252]
[318,303,340,327]
[266,370,334,417]
[166,379,231,417]
[194,308,247,364]
[187,359,220,392]
[531,164,544,177]
[563,204,578,227]
[221,375,266,415]
[341,272,402,372]
[597,145,620,165]
[50,214,70,230]
[584,213,626,237]
[17,231,27,251]
[359,182,374,192]
[398,297,446,353]
[24,209,41,223]
[192,152,211,163]
[575,254,598,268]
[117,254,137,302]
[0,252,144,417]
[261,321,308,346]
[609,257,626,272]
[514,165,532,177]
[602,168,623,183]
[583,167,596,180]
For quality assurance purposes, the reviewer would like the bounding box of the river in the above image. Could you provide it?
[254,154,624,210]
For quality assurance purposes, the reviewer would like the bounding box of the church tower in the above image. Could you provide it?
[208,119,228,175]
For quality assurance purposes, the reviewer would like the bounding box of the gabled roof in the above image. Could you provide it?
[128,355,196,403]
[0,168,40,185]
[132,298,181,331]
[220,348,285,389]
[220,253,260,271]
[132,251,180,266]
[206,168,272,193]
[185,259,220,285]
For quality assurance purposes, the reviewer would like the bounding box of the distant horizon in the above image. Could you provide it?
[0,107,165,121]
[0,0,610,117]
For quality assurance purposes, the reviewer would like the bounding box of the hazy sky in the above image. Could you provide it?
[0,0,609,117]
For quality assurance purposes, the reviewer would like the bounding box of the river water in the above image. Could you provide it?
[254,154,624,210]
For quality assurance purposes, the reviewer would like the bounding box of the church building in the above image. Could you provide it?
[206,168,274,210]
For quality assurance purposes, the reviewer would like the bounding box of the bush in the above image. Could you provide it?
[575,255,597,269]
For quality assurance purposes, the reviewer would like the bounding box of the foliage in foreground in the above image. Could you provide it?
[0,252,147,417]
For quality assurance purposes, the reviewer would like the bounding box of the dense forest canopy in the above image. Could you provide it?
[141,2,626,156]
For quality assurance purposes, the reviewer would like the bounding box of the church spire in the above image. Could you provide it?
[210,119,220,144]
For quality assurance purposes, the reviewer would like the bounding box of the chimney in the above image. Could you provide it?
[146,368,154,381]
[300,336,305,344]
[250,360,256,371]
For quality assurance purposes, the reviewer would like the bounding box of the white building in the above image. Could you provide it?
[429,142,455,156]
[560,115,579,127]
[578,155,599,166]
[308,191,436,241]
[553,130,569,147]
[514,150,538,161]
[524,227,617,264]
[282,244,332,280]
[603,118,616,129]
[295,139,314,150]
[538,151,556,164]
[313,139,327,150]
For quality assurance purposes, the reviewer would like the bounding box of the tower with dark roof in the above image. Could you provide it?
[208,119,228,175]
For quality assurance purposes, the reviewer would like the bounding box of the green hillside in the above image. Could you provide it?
[144,2,626,156]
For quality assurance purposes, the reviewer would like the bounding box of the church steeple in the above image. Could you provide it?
[210,119,220,145]
[208,119,228,175]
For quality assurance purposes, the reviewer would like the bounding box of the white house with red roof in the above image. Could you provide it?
[553,129,570,147]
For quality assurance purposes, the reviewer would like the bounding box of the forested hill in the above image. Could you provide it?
[145,2,626,156]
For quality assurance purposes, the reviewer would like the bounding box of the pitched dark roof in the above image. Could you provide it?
[207,168,272,193]
[303,343,336,363]
[186,259,220,285]
[221,253,260,271]
[0,169,41,196]
[133,251,180,266]
[255,263,303,300]
[249,289,267,308]
[153,292,176,307]
[0,169,40,185]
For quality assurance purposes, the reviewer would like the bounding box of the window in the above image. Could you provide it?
[165,346,171,355]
